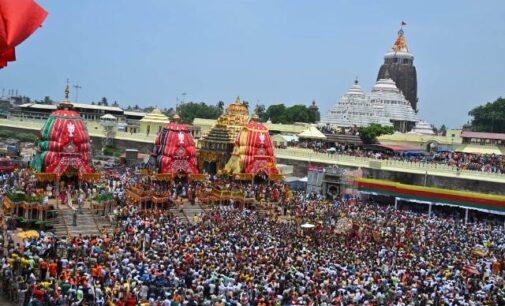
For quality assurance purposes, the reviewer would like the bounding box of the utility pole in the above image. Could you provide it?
[73,84,82,102]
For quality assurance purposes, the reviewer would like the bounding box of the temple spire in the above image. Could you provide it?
[392,27,409,52]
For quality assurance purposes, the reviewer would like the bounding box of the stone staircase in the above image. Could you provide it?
[92,213,115,236]
[51,211,69,237]
[169,201,206,224]
[169,207,190,224]
[183,207,204,224]
[58,208,102,237]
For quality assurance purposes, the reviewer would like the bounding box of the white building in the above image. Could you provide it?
[409,120,435,135]
[320,78,418,132]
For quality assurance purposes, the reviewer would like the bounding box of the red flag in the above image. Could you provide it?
[0,0,47,68]
[0,47,15,68]
[2,47,15,61]
[401,21,407,26]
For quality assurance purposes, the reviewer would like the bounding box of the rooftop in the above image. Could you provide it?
[298,126,326,140]
[139,108,169,124]
[20,102,124,112]
[124,111,146,117]
[368,144,420,152]
[461,131,505,141]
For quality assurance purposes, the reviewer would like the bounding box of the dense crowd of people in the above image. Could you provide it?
[277,139,505,174]
[1,170,505,305]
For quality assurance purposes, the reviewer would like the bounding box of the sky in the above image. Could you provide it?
[1,0,505,128]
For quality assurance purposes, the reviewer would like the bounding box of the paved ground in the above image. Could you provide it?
[0,295,15,305]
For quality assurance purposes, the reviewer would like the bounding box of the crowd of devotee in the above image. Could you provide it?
[0,166,505,305]
[279,140,505,174]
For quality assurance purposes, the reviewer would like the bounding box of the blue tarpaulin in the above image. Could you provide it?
[402,150,424,156]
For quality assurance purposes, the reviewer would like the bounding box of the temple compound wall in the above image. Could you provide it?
[277,158,505,196]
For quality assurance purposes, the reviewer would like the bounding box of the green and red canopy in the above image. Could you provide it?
[31,108,93,177]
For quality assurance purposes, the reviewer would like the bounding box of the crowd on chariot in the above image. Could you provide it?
[0,166,504,305]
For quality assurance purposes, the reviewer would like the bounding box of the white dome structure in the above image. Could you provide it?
[320,80,392,128]
[369,78,418,132]
[321,78,418,132]
[409,120,435,135]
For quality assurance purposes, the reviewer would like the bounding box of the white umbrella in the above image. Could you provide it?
[301,223,315,229]
[100,113,117,120]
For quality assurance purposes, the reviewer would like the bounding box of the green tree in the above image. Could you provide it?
[468,97,505,133]
[178,101,222,124]
[265,104,287,123]
[162,107,174,117]
[265,104,317,124]
[103,145,122,157]
[101,97,108,106]
[439,124,447,136]
[358,124,395,144]
[42,96,53,105]
[286,105,310,123]
[217,101,225,112]
[256,104,267,122]
[143,106,155,113]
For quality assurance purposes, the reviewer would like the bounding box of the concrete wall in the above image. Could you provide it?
[110,138,153,154]
[0,125,154,157]
[277,157,505,196]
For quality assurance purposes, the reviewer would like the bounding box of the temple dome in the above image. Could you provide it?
[320,80,392,128]
[369,78,418,124]
[346,80,365,97]
[226,96,249,113]
[320,77,418,132]
[409,120,435,135]
[372,78,401,92]
[140,108,169,124]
